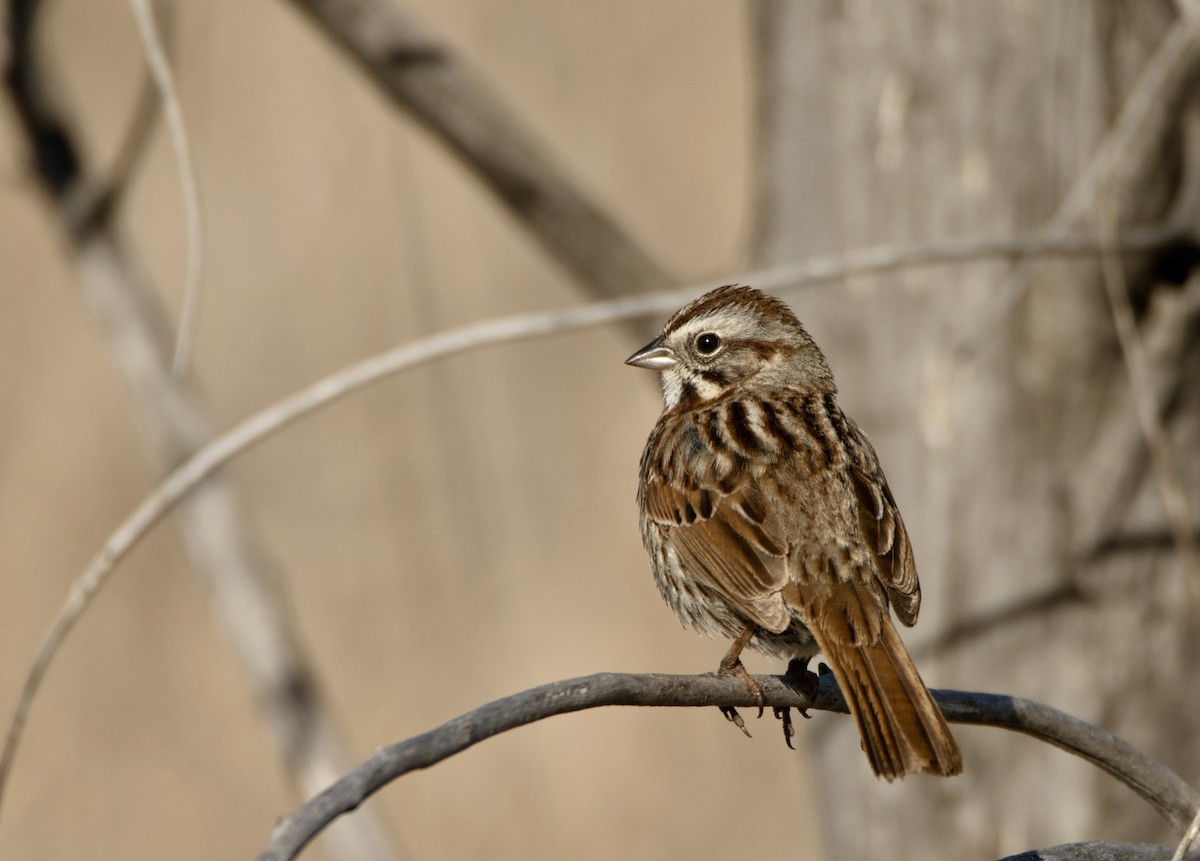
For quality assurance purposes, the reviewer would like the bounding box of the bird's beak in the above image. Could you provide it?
[625,337,678,370]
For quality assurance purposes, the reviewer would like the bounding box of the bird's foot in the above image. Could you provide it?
[770,657,821,749]
[716,655,764,737]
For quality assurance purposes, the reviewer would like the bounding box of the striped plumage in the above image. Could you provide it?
[628,285,961,780]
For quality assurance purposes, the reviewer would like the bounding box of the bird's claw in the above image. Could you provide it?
[772,706,796,749]
[717,656,765,718]
[720,705,753,738]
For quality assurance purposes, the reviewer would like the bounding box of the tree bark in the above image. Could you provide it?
[752,2,1200,858]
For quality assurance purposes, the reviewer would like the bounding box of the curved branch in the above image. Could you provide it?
[126,0,206,376]
[258,672,1200,861]
[999,843,1176,861]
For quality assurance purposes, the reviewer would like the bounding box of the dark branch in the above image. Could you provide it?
[998,842,1177,861]
[1088,527,1200,560]
[258,672,1200,861]
[88,0,174,230]
[4,0,81,198]
[915,581,1087,659]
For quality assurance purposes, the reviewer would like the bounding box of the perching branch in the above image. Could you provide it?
[258,671,1200,861]
[999,843,1179,861]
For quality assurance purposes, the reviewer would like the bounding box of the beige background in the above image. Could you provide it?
[0,2,838,859]
[8,3,1195,860]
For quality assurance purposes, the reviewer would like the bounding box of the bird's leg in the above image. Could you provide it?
[716,624,762,736]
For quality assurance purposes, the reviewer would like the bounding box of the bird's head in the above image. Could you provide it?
[625,285,834,409]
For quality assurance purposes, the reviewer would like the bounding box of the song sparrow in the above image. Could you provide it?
[627,284,961,780]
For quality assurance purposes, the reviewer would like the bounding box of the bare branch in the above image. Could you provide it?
[999,843,1177,861]
[126,0,205,376]
[914,581,1085,660]
[283,0,673,301]
[1172,805,1200,861]
[1089,528,1200,560]
[257,672,1200,861]
[87,0,171,227]
[0,224,1187,820]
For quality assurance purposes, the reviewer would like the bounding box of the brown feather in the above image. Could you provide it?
[784,578,962,779]
[850,465,920,627]
[645,477,792,633]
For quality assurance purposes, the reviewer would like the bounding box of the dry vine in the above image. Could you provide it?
[258,671,1200,861]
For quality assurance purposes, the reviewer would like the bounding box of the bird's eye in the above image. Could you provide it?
[695,333,721,355]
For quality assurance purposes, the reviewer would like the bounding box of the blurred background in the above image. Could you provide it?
[1,1,1198,859]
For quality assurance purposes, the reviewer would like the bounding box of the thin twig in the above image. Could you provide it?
[257,672,1200,861]
[0,225,1186,815]
[127,0,204,376]
[1171,805,1200,861]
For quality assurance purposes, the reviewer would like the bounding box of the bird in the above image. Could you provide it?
[626,284,962,780]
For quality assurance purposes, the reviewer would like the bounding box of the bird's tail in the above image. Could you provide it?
[810,613,962,780]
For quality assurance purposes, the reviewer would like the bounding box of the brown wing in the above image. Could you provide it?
[845,429,920,627]
[643,476,792,633]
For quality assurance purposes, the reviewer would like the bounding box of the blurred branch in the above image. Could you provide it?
[1,225,1190,824]
[257,671,1200,861]
[1089,527,1200,559]
[126,0,205,376]
[0,4,403,860]
[287,0,1200,325]
[283,0,674,301]
[914,581,1086,660]
[87,0,171,228]
[918,519,1200,659]
[1098,210,1200,608]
